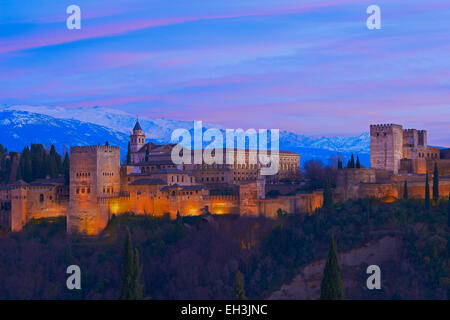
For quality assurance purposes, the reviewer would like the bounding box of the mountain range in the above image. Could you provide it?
[0,105,370,166]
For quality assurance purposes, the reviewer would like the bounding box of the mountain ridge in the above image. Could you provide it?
[0,105,370,166]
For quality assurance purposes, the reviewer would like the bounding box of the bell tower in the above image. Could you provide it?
[130,119,145,164]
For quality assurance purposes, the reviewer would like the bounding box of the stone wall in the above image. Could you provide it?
[68,145,120,235]
[370,124,403,174]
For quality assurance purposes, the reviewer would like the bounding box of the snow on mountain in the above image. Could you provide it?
[0,110,129,157]
[0,105,370,166]
[0,105,220,144]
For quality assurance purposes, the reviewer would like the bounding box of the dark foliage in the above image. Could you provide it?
[0,198,448,300]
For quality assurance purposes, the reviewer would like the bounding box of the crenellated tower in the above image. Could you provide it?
[67,145,121,235]
[370,124,403,174]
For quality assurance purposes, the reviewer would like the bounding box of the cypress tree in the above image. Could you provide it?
[350,154,355,168]
[403,181,408,200]
[105,141,109,146]
[120,228,136,299]
[19,146,32,182]
[346,160,351,169]
[130,248,143,300]
[337,159,343,169]
[425,173,430,210]
[176,210,182,225]
[356,156,361,169]
[320,234,344,300]
[234,270,247,300]
[126,142,132,165]
[447,193,450,228]
[62,152,70,185]
[433,162,439,203]
[323,180,333,209]
[47,145,58,178]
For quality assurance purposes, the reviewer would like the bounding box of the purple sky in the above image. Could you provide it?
[0,0,449,146]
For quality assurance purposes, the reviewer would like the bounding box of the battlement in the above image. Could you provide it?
[370,124,403,131]
[70,145,120,154]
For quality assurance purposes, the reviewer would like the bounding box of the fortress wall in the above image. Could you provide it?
[296,191,323,213]
[426,159,450,176]
[335,169,377,201]
[259,191,323,218]
[413,158,427,174]
[202,195,239,215]
[24,187,66,221]
[10,187,27,232]
[359,183,398,200]
[402,179,450,199]
[260,197,296,218]
[239,180,265,216]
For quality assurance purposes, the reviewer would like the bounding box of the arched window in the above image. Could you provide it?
[39,194,44,202]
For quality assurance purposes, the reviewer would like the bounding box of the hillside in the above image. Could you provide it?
[0,198,448,299]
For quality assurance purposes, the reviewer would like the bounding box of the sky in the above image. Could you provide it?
[0,0,449,146]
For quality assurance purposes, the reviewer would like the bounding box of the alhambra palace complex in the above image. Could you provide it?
[1,121,449,235]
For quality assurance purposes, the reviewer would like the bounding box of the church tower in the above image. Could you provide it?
[130,120,145,164]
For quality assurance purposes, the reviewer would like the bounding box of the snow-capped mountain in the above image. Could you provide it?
[0,105,370,166]
[0,105,220,144]
[0,110,129,155]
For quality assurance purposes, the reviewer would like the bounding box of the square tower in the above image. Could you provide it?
[68,145,120,235]
[370,124,403,174]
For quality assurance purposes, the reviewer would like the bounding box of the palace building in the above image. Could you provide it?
[0,120,319,235]
[3,121,447,236]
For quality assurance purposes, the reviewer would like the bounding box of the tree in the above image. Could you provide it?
[105,141,109,146]
[447,193,450,228]
[126,142,132,165]
[62,152,70,185]
[403,181,408,200]
[323,180,333,209]
[433,162,439,203]
[346,160,351,169]
[130,248,143,300]
[234,270,247,300]
[47,145,59,178]
[276,208,287,218]
[176,210,182,225]
[18,146,32,182]
[425,173,431,210]
[120,228,144,299]
[349,154,355,168]
[337,158,343,169]
[320,234,344,300]
[356,156,361,169]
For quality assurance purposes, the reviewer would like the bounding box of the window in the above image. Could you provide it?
[39,194,44,202]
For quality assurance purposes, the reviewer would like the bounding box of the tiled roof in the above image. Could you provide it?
[130,178,167,185]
